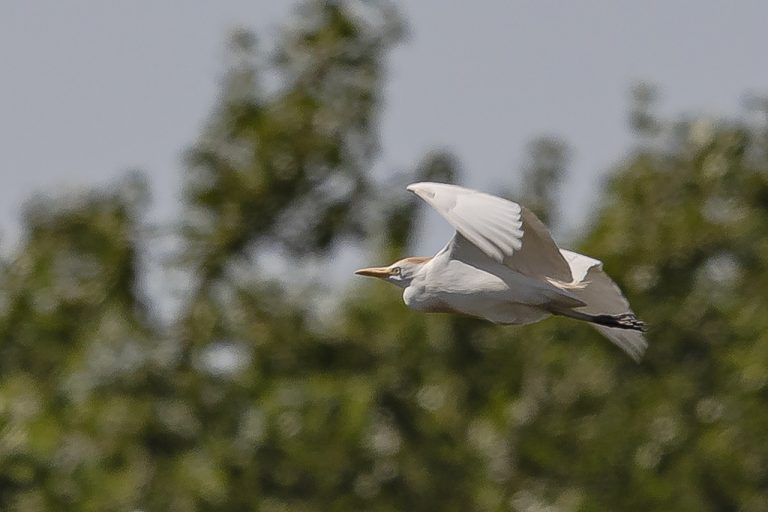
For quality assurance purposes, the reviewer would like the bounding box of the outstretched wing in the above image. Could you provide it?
[560,249,648,361]
[407,182,572,282]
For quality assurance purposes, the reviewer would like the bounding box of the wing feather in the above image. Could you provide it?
[408,182,572,281]
[560,249,648,361]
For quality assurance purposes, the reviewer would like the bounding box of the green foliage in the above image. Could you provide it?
[183,0,402,284]
[1,1,767,510]
[519,136,570,226]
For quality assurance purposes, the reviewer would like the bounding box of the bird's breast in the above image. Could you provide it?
[402,263,507,314]
[403,284,448,312]
[402,274,550,325]
[402,257,556,321]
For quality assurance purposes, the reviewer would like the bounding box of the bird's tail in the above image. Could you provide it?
[549,307,648,362]
[549,249,648,362]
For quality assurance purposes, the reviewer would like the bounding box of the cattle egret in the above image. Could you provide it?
[355,182,647,361]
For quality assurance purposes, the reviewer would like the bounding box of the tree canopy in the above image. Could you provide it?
[1,1,767,510]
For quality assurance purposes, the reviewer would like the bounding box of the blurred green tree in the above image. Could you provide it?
[519,136,570,226]
[0,1,767,511]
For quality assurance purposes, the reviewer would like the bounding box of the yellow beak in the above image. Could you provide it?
[354,266,392,278]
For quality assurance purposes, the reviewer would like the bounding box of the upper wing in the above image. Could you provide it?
[407,182,572,282]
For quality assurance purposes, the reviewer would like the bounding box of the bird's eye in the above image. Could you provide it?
[391,266,402,276]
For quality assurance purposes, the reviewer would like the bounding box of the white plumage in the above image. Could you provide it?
[355,182,647,361]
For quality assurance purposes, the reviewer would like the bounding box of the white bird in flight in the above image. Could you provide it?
[355,182,647,361]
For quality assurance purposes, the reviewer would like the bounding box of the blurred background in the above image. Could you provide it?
[1,1,768,510]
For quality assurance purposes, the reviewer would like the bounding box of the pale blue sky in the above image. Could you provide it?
[2,1,767,260]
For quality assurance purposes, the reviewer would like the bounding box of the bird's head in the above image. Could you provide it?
[354,256,430,288]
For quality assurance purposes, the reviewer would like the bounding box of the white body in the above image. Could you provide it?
[404,236,566,325]
[357,182,647,361]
